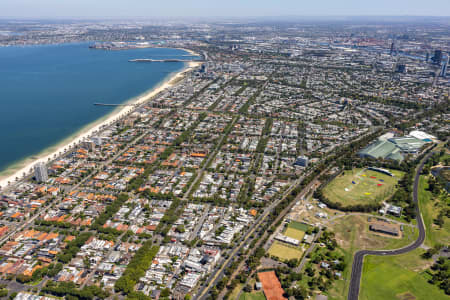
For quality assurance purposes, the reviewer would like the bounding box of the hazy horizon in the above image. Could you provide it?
[1,0,450,19]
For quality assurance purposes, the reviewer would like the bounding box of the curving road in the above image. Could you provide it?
[347,151,433,300]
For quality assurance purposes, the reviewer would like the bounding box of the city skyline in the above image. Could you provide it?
[0,4,448,300]
[1,0,450,18]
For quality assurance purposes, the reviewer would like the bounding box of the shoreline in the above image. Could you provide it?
[0,59,202,190]
[176,48,200,57]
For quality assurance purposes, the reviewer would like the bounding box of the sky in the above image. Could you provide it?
[1,0,449,18]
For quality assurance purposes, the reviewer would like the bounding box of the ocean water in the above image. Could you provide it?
[0,43,192,173]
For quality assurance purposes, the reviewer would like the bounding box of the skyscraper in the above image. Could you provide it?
[432,49,443,65]
[396,64,406,73]
[389,42,395,55]
[440,55,449,78]
[34,162,48,183]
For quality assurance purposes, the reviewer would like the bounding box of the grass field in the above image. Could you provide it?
[287,221,309,232]
[360,250,446,300]
[440,168,450,181]
[322,168,404,207]
[418,175,450,247]
[284,227,305,241]
[268,241,303,260]
[229,284,242,300]
[239,292,266,300]
[327,215,418,300]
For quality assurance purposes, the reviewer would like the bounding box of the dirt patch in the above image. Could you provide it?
[260,257,286,269]
[333,215,402,251]
[412,260,434,273]
[396,292,416,300]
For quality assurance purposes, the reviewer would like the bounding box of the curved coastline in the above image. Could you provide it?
[177,48,200,57]
[0,58,201,190]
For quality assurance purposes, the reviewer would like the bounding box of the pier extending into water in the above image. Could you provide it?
[129,58,201,63]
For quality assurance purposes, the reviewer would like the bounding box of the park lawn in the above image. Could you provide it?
[287,221,309,232]
[299,246,348,300]
[229,284,242,300]
[268,241,303,261]
[328,279,347,300]
[328,215,418,300]
[360,249,446,300]
[284,227,305,241]
[418,175,450,247]
[322,168,403,207]
[438,150,450,164]
[441,168,450,181]
[239,291,266,300]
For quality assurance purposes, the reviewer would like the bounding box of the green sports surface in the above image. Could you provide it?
[268,241,303,260]
[322,168,404,207]
[284,227,305,241]
[287,221,309,232]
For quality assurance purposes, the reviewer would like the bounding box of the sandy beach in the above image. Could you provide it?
[178,48,200,57]
[0,59,202,190]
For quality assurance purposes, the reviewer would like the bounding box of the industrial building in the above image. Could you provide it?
[369,224,399,236]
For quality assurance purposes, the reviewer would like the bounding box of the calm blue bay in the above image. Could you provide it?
[0,43,191,173]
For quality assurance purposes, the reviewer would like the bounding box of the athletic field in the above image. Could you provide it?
[284,227,305,241]
[284,221,308,240]
[287,220,309,231]
[322,168,403,207]
[268,241,303,260]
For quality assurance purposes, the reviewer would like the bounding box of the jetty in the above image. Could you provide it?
[129,58,198,63]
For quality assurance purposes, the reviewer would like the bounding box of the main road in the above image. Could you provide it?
[194,169,312,300]
[347,151,433,300]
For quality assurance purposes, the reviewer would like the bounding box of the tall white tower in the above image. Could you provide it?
[34,162,48,183]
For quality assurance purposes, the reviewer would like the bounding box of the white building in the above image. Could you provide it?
[409,130,436,141]
[34,162,48,183]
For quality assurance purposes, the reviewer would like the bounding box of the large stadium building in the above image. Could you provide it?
[359,133,430,162]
